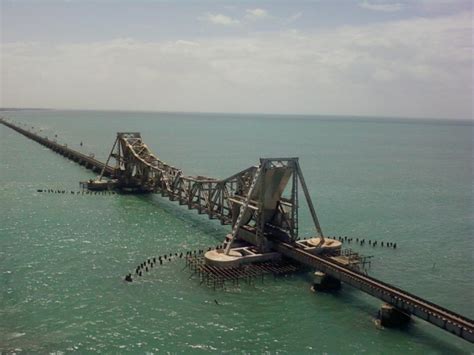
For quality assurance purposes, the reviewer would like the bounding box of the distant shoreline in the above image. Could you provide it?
[0,107,53,112]
[0,107,471,125]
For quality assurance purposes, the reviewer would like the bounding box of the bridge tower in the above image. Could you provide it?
[106,132,183,193]
[100,133,339,259]
[224,158,325,253]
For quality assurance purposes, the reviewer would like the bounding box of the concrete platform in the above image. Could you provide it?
[204,247,281,268]
[297,237,342,256]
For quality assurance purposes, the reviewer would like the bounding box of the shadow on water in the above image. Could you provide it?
[117,192,228,242]
[299,271,470,353]
[68,188,471,353]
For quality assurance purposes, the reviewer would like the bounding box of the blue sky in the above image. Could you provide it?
[1,0,472,119]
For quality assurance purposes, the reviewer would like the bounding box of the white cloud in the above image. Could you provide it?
[175,40,199,47]
[1,13,471,119]
[201,13,239,26]
[245,8,269,21]
[359,1,404,12]
[415,0,470,13]
[286,12,303,24]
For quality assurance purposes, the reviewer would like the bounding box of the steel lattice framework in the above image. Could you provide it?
[105,132,325,252]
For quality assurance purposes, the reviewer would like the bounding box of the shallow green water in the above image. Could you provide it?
[1,110,473,353]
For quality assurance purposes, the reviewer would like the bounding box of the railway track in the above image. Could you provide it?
[1,118,116,177]
[275,242,474,343]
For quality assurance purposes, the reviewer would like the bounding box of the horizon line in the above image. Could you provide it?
[0,106,471,123]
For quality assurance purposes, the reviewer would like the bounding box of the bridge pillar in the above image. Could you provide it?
[311,271,341,292]
[378,303,411,327]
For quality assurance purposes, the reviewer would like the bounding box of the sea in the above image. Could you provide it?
[0,110,473,354]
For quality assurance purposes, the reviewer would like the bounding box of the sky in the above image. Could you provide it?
[1,0,472,119]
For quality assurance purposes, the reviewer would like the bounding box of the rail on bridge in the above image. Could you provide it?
[0,118,116,177]
[274,242,474,343]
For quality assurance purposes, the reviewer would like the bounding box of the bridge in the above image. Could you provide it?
[1,117,473,343]
[1,118,116,177]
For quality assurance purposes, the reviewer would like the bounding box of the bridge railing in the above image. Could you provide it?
[274,242,474,343]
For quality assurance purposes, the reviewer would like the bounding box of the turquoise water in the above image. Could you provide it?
[1,110,473,353]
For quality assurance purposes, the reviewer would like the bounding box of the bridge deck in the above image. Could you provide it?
[274,242,474,343]
[1,118,116,177]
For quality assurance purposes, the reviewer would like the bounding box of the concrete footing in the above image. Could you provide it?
[311,271,341,291]
[378,303,411,327]
[297,237,342,256]
[204,247,281,268]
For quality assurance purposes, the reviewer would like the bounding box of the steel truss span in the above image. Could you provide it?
[111,132,323,251]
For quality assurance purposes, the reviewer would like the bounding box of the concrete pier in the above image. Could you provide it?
[312,271,341,291]
[274,241,474,343]
[378,303,411,327]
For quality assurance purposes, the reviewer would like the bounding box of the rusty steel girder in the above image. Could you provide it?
[107,133,324,250]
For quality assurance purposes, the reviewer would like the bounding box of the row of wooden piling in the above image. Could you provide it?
[36,189,116,196]
[125,245,300,288]
[125,253,183,282]
[335,236,397,249]
[186,255,300,290]
[124,244,227,283]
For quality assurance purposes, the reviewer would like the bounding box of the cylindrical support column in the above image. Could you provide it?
[378,303,411,327]
[311,271,341,291]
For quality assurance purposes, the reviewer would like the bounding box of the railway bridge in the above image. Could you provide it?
[1,117,473,343]
[1,118,116,177]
